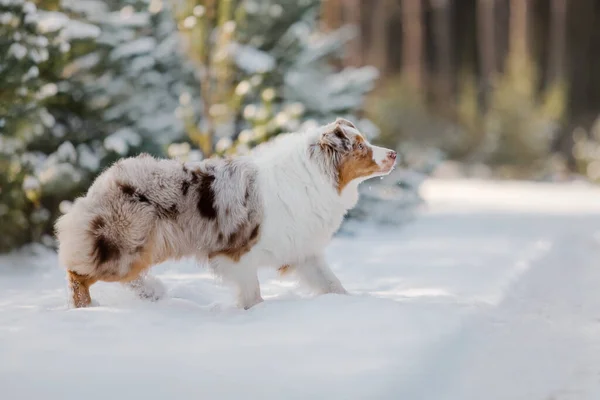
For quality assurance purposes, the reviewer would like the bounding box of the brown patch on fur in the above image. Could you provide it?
[209,224,261,262]
[67,270,97,308]
[277,264,292,276]
[118,256,154,283]
[95,242,155,284]
[197,172,217,219]
[337,135,381,193]
[227,230,239,246]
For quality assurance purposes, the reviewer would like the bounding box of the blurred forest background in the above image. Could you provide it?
[2,0,600,252]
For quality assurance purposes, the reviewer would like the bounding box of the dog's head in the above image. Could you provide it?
[313,118,397,193]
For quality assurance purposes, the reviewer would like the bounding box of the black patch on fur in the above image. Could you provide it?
[227,230,239,246]
[181,180,191,196]
[332,126,351,151]
[118,182,136,196]
[320,126,351,154]
[218,233,224,242]
[249,224,260,241]
[89,216,120,264]
[244,188,250,206]
[155,203,179,219]
[118,182,150,203]
[197,173,217,219]
[182,165,188,174]
[333,126,347,141]
[190,170,200,185]
[90,215,106,232]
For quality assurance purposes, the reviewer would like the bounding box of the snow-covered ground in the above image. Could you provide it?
[2,179,600,400]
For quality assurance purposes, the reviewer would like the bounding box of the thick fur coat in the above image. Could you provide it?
[55,118,397,309]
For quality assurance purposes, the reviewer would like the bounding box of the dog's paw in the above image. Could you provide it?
[238,296,264,310]
[128,275,167,302]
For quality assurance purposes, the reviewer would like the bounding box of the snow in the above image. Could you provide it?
[1,179,600,400]
[110,37,156,60]
[102,10,150,28]
[103,128,142,155]
[21,175,40,191]
[53,144,76,167]
[231,43,276,74]
[63,20,101,40]
[76,144,101,172]
[60,0,108,17]
[8,42,27,60]
[36,11,69,33]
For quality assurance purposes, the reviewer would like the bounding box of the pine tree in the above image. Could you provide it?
[65,0,202,162]
[171,0,379,157]
[0,0,101,251]
[0,0,203,252]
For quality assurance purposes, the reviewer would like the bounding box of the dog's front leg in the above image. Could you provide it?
[211,256,263,310]
[295,254,348,295]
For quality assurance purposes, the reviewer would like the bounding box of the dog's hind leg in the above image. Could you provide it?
[67,270,97,308]
[124,273,166,302]
[211,256,263,310]
[294,254,348,295]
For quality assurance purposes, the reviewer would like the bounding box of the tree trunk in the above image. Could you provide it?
[321,0,343,32]
[508,0,530,72]
[547,0,567,84]
[431,0,453,105]
[343,0,363,66]
[477,0,495,111]
[401,0,424,89]
[369,0,393,76]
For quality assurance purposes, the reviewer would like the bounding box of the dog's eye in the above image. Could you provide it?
[356,143,365,150]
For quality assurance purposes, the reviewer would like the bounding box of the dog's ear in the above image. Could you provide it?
[335,117,357,130]
[321,123,352,153]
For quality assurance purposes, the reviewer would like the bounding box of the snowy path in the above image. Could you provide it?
[1,179,600,399]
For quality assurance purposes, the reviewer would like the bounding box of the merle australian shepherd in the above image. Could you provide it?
[55,118,397,309]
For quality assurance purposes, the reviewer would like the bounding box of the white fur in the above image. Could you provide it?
[210,126,393,309]
[372,145,392,166]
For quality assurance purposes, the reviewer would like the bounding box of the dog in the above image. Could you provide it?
[55,118,397,309]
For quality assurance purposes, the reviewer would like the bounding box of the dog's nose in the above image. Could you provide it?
[388,151,397,160]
